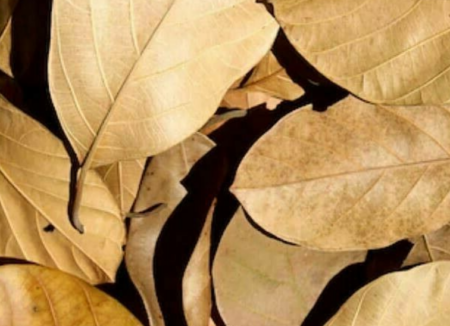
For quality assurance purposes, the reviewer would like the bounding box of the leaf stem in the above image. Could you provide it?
[423,235,435,262]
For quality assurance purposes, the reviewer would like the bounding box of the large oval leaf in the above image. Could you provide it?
[0,264,142,326]
[271,0,450,105]
[0,95,124,284]
[49,0,278,167]
[232,96,450,250]
[213,208,365,326]
[326,262,450,326]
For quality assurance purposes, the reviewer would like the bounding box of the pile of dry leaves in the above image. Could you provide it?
[1,0,450,325]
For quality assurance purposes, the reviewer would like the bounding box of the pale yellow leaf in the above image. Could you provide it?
[404,225,450,266]
[213,208,365,326]
[126,133,214,326]
[49,0,278,167]
[0,95,125,284]
[183,200,215,326]
[0,0,17,78]
[96,159,146,214]
[232,96,450,250]
[325,262,450,326]
[271,0,450,105]
[222,52,303,109]
[0,264,142,326]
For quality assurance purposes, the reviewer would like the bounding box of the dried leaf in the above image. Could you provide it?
[96,159,145,214]
[404,225,450,266]
[126,133,214,326]
[182,200,215,326]
[213,208,365,326]
[0,0,17,77]
[49,0,278,167]
[232,96,450,250]
[325,262,450,326]
[271,0,450,105]
[0,96,124,284]
[0,264,142,326]
[222,51,303,109]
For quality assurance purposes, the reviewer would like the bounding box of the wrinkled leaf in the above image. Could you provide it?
[271,0,450,105]
[182,200,215,326]
[213,208,365,326]
[232,96,450,250]
[222,51,303,109]
[0,96,124,284]
[126,133,214,326]
[96,159,145,214]
[404,225,450,266]
[326,262,450,326]
[0,264,142,326]
[49,0,278,167]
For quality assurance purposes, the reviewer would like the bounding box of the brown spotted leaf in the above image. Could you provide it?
[232,96,450,250]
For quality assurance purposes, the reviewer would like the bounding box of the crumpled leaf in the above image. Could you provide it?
[221,52,303,110]
[232,96,450,250]
[213,208,365,326]
[0,264,142,326]
[0,0,18,77]
[271,0,450,105]
[404,224,450,267]
[49,0,278,167]
[325,262,450,326]
[0,95,125,284]
[126,133,214,326]
[96,159,145,214]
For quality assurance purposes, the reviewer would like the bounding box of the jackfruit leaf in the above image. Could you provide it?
[0,95,124,284]
[0,264,142,326]
[232,96,450,250]
[271,0,450,105]
[96,159,146,214]
[326,262,450,326]
[126,133,214,326]
[213,208,365,326]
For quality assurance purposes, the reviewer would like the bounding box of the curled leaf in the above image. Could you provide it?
[233,96,450,250]
[126,133,215,326]
[0,264,142,326]
[326,262,450,326]
[271,0,450,104]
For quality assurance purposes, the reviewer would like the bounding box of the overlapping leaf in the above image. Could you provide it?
[49,0,278,167]
[213,208,365,326]
[221,52,303,109]
[0,0,18,77]
[0,96,125,284]
[96,159,145,214]
[326,262,450,326]
[126,133,215,326]
[233,96,450,250]
[271,0,450,104]
[0,264,142,326]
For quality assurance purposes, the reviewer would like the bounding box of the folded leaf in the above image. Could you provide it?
[126,133,214,326]
[271,0,450,105]
[326,262,450,326]
[213,208,365,326]
[49,0,278,167]
[97,159,146,214]
[221,52,304,109]
[232,96,450,250]
[0,96,124,284]
[0,264,142,326]
[404,224,450,266]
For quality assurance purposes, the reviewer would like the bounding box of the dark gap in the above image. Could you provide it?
[43,224,55,233]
